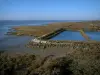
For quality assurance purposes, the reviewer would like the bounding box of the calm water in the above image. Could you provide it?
[51,31,85,40]
[0,20,74,55]
[0,20,99,56]
[0,20,62,39]
[0,20,63,50]
[86,32,100,41]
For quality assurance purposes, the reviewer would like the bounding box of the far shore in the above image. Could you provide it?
[5,20,100,50]
[7,20,100,37]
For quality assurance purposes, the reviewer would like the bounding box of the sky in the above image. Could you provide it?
[0,0,100,20]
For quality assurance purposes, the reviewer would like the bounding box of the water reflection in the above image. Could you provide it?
[51,31,85,40]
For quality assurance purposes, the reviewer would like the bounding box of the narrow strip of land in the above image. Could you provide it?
[39,28,65,40]
[79,30,90,41]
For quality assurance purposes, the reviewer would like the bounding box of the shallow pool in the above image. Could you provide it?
[86,32,100,41]
[51,31,85,40]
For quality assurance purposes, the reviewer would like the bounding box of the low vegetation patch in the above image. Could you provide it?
[0,47,100,75]
[7,21,100,37]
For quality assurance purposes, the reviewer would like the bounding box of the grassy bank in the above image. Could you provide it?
[79,29,90,40]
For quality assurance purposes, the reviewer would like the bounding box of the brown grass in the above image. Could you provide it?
[7,21,100,37]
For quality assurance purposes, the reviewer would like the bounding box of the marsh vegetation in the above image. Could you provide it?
[1,21,100,75]
[7,21,100,37]
[0,47,100,75]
